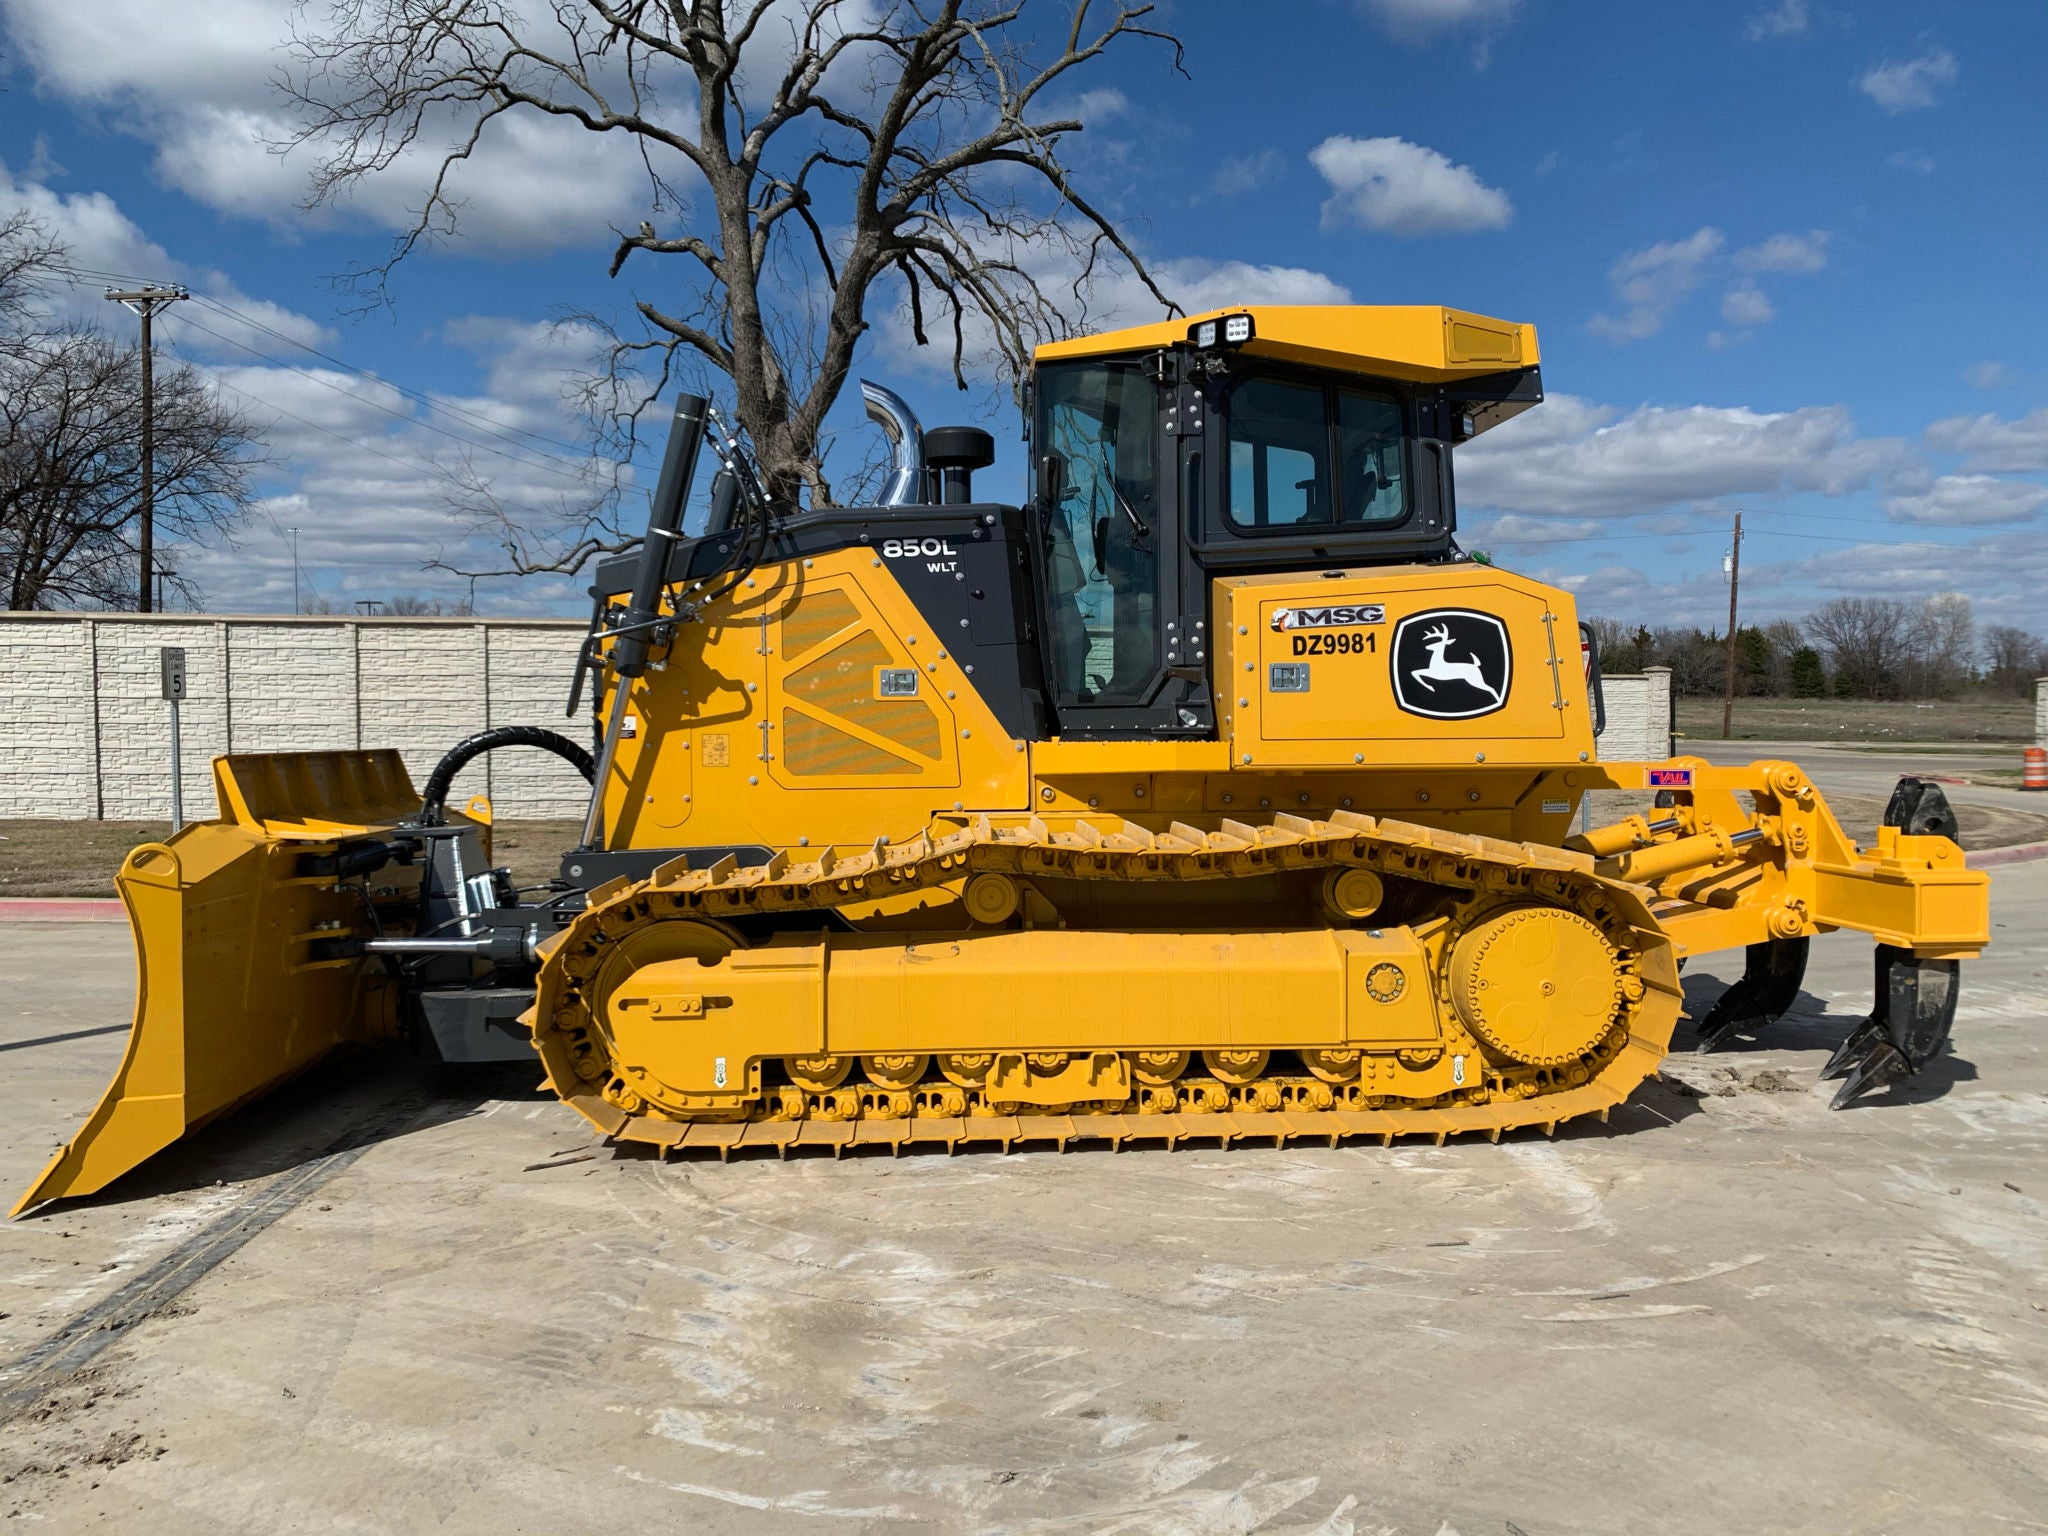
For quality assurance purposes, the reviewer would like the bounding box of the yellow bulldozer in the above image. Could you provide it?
[15,305,1992,1214]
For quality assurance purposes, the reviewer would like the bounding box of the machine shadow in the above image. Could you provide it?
[1673,973,1975,1105]
[37,1052,557,1218]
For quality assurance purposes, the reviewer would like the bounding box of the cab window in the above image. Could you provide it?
[1037,362,1162,704]
[1226,377,1409,531]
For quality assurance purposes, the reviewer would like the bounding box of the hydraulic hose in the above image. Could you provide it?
[418,726,596,825]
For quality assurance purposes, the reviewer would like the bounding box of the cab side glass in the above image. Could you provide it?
[1228,378,1327,528]
[1337,393,1408,524]
[1225,376,1411,532]
[1038,363,1163,705]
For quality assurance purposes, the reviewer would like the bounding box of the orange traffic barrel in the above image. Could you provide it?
[2025,747,2048,791]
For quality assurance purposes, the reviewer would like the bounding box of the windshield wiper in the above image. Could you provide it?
[1109,480,1150,540]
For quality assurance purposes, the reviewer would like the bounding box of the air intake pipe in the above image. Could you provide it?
[612,393,709,677]
[860,379,927,506]
[924,426,996,505]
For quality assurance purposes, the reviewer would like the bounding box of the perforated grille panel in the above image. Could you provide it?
[781,589,861,660]
[775,590,944,778]
[781,710,914,775]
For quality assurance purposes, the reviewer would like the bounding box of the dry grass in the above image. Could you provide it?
[0,820,172,899]
[1678,696,2034,743]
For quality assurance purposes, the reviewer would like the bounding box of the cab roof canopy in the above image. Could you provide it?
[1034,304,1540,386]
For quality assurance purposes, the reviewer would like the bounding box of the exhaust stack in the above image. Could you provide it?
[860,379,927,506]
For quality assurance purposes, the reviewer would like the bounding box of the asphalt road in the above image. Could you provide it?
[1,857,2044,1534]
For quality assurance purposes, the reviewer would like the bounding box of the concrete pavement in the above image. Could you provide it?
[2,861,2044,1534]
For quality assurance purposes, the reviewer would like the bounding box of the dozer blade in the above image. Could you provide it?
[11,751,414,1217]
[1694,936,1810,1052]
[1822,944,1961,1110]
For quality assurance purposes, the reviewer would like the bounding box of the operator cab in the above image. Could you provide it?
[1028,304,1540,739]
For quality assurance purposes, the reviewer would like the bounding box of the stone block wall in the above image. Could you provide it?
[1594,665,1673,762]
[0,614,590,820]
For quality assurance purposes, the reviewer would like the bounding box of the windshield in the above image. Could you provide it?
[1036,362,1162,705]
[1227,377,1409,531]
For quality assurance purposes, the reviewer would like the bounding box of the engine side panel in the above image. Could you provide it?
[598,545,1034,854]
[1215,563,1597,769]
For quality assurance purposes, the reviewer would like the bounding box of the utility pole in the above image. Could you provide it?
[154,566,177,611]
[105,286,191,613]
[288,525,304,614]
[1721,509,1743,740]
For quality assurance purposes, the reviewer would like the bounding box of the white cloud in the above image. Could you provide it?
[0,160,334,355]
[1745,0,1809,40]
[1735,229,1830,273]
[1464,514,1601,546]
[0,0,281,104]
[869,236,1351,390]
[1309,136,1512,237]
[1964,361,2010,390]
[1205,150,1284,200]
[180,326,615,614]
[1521,532,2048,633]
[1162,259,1353,313]
[1887,149,1937,174]
[1592,227,1828,344]
[0,0,655,250]
[1043,88,1130,123]
[1707,283,1775,350]
[1925,409,2048,472]
[1456,393,1918,517]
[0,155,618,612]
[1881,475,2048,527]
[1588,227,1724,342]
[1359,0,1521,42]
[1720,286,1775,328]
[1857,47,1958,114]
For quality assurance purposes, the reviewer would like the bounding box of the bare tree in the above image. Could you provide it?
[1805,596,1913,699]
[1900,591,1974,697]
[1981,624,2047,697]
[387,592,473,615]
[288,0,1184,576]
[0,218,263,610]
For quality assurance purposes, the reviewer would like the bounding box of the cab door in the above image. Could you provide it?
[1031,354,1211,739]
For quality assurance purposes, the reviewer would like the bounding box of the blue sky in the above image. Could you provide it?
[3,0,2045,634]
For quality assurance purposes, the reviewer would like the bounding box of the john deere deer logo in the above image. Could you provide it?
[1391,610,1512,719]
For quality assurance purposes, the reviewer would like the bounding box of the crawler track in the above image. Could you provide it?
[526,810,1686,1156]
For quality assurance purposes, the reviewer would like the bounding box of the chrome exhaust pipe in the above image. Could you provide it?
[860,379,927,506]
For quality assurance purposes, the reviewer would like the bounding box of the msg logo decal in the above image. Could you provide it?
[1270,603,1385,632]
